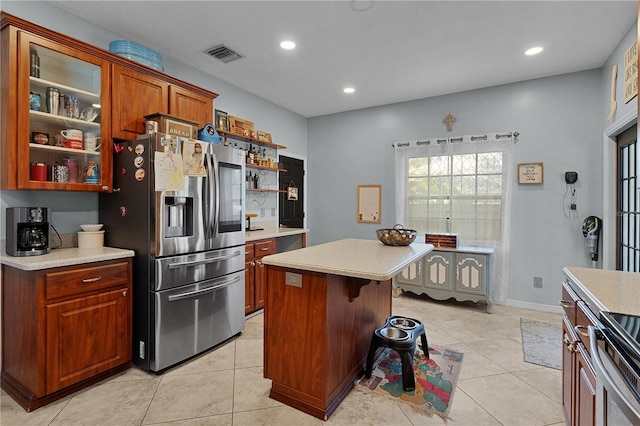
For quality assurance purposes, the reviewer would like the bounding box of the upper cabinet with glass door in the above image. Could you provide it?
[1,21,112,191]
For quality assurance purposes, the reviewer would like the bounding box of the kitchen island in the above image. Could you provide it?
[261,238,433,420]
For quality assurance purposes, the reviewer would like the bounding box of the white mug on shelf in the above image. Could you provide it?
[61,128,83,142]
[83,132,101,151]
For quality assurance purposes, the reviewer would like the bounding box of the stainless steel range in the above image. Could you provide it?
[589,312,640,425]
[100,133,245,372]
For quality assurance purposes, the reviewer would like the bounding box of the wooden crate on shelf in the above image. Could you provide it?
[144,112,199,138]
[229,115,254,137]
[425,233,458,249]
[256,130,272,142]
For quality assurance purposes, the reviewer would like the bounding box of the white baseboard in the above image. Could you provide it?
[506,299,563,314]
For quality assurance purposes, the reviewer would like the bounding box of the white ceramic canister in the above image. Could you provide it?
[77,230,105,249]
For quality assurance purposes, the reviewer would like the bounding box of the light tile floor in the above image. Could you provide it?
[1,293,565,426]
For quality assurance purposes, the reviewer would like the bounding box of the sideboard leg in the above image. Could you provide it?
[486,299,493,314]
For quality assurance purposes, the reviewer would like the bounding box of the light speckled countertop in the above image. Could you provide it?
[245,228,307,242]
[564,266,640,316]
[1,247,135,271]
[262,238,433,281]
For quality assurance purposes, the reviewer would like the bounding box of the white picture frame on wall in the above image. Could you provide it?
[357,184,381,223]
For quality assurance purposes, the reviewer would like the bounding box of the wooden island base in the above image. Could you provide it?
[264,266,392,420]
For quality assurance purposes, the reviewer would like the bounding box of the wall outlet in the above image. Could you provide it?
[533,276,543,288]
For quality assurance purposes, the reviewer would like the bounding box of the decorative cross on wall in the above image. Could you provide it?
[443,114,456,132]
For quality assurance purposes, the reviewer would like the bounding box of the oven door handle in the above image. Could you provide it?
[167,275,241,301]
[588,325,640,422]
[167,250,243,269]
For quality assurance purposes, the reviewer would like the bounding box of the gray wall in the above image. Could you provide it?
[307,71,604,308]
[1,1,637,310]
[304,19,638,309]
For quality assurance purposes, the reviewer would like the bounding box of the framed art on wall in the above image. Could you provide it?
[357,184,381,223]
[215,109,229,131]
[518,162,543,184]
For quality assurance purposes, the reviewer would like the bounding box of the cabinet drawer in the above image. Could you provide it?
[575,301,600,357]
[561,281,579,325]
[254,239,276,258]
[245,243,255,260]
[46,261,130,300]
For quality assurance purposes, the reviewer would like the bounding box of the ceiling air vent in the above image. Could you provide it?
[205,44,243,63]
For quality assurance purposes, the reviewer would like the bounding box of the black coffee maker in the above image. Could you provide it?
[6,207,51,256]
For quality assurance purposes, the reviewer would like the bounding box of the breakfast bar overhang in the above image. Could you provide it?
[261,238,433,420]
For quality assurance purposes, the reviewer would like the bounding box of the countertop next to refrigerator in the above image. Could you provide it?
[564,266,640,316]
[1,247,135,271]
[245,227,308,242]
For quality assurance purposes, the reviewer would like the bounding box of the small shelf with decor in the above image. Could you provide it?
[246,188,287,194]
[216,111,286,228]
[245,163,287,173]
[216,129,287,150]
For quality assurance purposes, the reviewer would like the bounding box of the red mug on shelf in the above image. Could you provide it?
[30,162,47,181]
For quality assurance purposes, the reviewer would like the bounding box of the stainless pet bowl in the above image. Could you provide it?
[379,327,410,340]
[390,317,418,330]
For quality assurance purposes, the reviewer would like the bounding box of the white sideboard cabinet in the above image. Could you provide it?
[395,246,495,313]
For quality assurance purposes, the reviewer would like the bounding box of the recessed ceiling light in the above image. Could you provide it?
[280,40,296,50]
[343,87,355,94]
[350,0,373,12]
[525,46,544,56]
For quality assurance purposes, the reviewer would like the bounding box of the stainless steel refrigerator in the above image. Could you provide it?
[99,133,245,372]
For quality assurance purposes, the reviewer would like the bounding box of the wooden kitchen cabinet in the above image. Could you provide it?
[560,279,597,426]
[1,14,113,192]
[169,85,214,130]
[1,258,132,412]
[245,238,276,314]
[575,343,596,426]
[1,13,217,192]
[111,64,215,140]
[562,315,578,425]
[111,64,168,140]
[245,243,256,313]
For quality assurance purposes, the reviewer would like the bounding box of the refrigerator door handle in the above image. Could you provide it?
[204,150,215,243]
[167,274,241,302]
[167,250,243,269]
[211,152,220,240]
